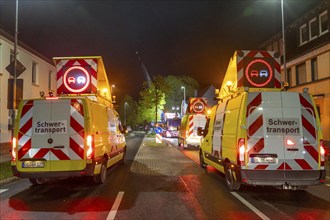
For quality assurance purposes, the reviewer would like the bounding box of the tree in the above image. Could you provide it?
[136,78,166,125]
[163,75,199,112]
[118,95,138,129]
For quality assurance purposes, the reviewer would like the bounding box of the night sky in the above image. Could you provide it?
[0,0,321,101]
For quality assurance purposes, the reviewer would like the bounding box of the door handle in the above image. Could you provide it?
[53,145,64,149]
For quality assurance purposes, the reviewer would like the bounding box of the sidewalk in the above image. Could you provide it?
[0,142,11,163]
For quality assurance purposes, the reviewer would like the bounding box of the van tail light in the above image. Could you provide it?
[86,135,94,159]
[285,138,295,147]
[12,137,17,161]
[12,137,17,162]
[320,140,325,167]
[238,138,245,166]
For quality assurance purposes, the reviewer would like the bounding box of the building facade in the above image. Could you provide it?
[0,28,56,143]
[259,0,330,145]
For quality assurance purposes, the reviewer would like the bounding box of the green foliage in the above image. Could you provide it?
[122,74,199,127]
[163,75,199,112]
[0,162,13,181]
[136,78,166,124]
[118,95,138,128]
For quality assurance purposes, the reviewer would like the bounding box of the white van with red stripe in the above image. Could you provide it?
[199,50,326,190]
[11,95,126,185]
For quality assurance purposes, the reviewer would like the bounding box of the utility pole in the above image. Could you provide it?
[12,0,18,136]
[155,85,158,125]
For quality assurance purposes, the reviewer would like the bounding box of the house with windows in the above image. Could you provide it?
[0,27,56,144]
[259,0,329,145]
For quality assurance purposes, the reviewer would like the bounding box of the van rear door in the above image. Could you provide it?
[246,92,319,173]
[17,99,86,173]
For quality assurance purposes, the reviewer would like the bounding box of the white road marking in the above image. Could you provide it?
[106,191,125,220]
[231,192,270,220]
[0,189,8,194]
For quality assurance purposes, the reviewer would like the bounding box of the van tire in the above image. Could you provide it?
[119,147,126,164]
[29,178,45,185]
[225,166,240,191]
[199,150,207,168]
[93,159,107,184]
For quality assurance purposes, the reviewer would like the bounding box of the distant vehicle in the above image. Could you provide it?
[178,97,208,148]
[163,117,181,138]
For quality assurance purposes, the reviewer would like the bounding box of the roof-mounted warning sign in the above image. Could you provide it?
[218,50,281,99]
[53,56,112,100]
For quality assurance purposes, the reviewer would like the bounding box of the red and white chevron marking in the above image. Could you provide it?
[297,93,318,169]
[188,115,194,137]
[236,50,281,88]
[246,92,265,170]
[17,99,85,161]
[55,58,98,95]
[18,100,34,160]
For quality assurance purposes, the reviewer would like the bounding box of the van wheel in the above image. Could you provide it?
[29,178,45,185]
[119,148,126,164]
[225,166,240,191]
[178,138,182,147]
[93,159,107,184]
[199,150,207,169]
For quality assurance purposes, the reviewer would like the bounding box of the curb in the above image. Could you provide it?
[0,177,19,185]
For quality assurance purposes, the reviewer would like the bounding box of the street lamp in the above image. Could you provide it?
[124,102,128,126]
[181,86,186,104]
[281,0,287,84]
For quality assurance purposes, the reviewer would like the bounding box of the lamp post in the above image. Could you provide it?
[124,102,128,126]
[281,0,287,84]
[181,86,186,104]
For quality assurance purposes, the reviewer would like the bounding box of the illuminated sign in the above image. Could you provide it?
[192,101,205,113]
[63,66,91,94]
[244,58,274,88]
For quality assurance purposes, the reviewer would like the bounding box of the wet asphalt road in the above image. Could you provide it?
[0,132,329,220]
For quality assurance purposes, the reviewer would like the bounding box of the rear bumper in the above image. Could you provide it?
[11,163,95,179]
[186,137,201,146]
[240,169,326,186]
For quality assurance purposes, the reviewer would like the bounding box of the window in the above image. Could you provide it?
[8,109,14,130]
[286,68,291,86]
[32,61,38,85]
[300,24,308,45]
[319,10,329,35]
[10,50,15,62]
[296,63,307,85]
[309,17,318,40]
[311,58,318,81]
[48,70,53,90]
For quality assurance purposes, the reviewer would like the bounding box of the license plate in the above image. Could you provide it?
[22,161,45,168]
[251,157,277,164]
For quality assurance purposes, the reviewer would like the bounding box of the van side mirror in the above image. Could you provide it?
[121,125,128,134]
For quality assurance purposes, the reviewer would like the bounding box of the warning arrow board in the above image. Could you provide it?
[6,59,26,77]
